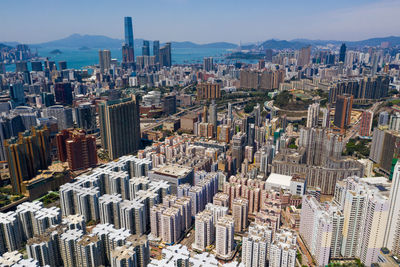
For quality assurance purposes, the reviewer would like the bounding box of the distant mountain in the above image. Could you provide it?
[171,41,237,49]
[0,43,13,50]
[28,34,238,50]
[260,39,307,50]
[33,34,124,49]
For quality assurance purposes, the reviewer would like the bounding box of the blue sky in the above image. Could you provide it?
[1,0,400,44]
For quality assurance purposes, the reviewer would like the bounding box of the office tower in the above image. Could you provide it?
[60,229,84,267]
[124,17,134,47]
[120,200,145,235]
[203,57,214,71]
[242,224,272,267]
[379,111,389,126]
[269,229,297,267]
[159,42,172,67]
[0,211,22,254]
[43,105,74,130]
[265,49,273,61]
[99,50,111,73]
[111,244,137,267]
[197,83,221,100]
[58,61,67,70]
[122,17,135,68]
[56,129,97,170]
[258,59,265,69]
[193,210,214,251]
[215,215,235,259]
[385,162,400,256]
[31,61,43,72]
[359,110,373,136]
[74,102,97,134]
[306,102,320,128]
[228,102,233,120]
[76,234,104,267]
[5,126,51,194]
[54,82,73,105]
[333,94,353,131]
[232,132,247,170]
[232,197,248,232]
[99,96,141,160]
[0,62,5,74]
[142,40,150,56]
[163,94,176,115]
[41,92,55,107]
[153,40,160,63]
[15,61,28,72]
[297,46,311,67]
[10,82,25,105]
[339,43,347,63]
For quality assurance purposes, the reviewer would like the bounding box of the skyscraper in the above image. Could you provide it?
[232,197,248,232]
[193,210,214,251]
[159,42,172,67]
[306,102,320,128]
[203,57,214,72]
[153,40,160,63]
[99,50,111,73]
[209,100,217,137]
[54,82,73,105]
[215,215,235,259]
[99,96,141,160]
[5,126,51,193]
[333,94,353,132]
[359,111,373,137]
[384,162,400,256]
[142,40,150,57]
[339,43,347,63]
[124,17,134,47]
[56,129,97,171]
[122,17,135,68]
[297,46,311,67]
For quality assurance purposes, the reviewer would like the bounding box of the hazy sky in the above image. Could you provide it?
[1,0,400,44]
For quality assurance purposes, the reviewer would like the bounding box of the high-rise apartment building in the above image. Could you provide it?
[384,162,400,256]
[232,197,249,232]
[203,57,214,72]
[193,210,214,251]
[242,222,273,267]
[298,46,311,67]
[99,96,141,160]
[5,126,51,193]
[197,83,221,100]
[306,102,320,128]
[269,229,297,267]
[215,215,235,259]
[56,129,97,171]
[333,94,353,132]
[359,110,373,136]
[232,132,247,170]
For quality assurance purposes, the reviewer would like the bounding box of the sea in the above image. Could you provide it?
[5,47,253,72]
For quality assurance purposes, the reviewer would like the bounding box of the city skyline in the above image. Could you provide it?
[1,0,400,44]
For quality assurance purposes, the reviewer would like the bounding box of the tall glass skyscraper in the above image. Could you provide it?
[124,17,134,47]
